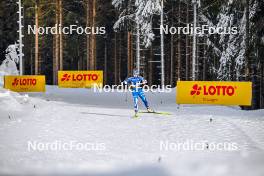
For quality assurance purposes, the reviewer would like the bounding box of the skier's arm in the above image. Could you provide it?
[122,77,131,85]
[140,77,148,85]
[123,78,138,89]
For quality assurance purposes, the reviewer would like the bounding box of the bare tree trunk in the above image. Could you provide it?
[77,49,81,70]
[92,0,96,70]
[86,0,96,70]
[118,33,121,82]
[52,29,56,84]
[192,1,197,80]
[170,34,174,85]
[148,46,153,85]
[59,0,63,70]
[245,0,249,81]
[53,32,56,84]
[114,33,117,85]
[177,2,181,81]
[202,43,206,80]
[104,36,107,85]
[30,38,33,75]
[136,20,140,73]
[53,0,60,85]
[127,32,133,76]
[261,52,264,108]
[160,0,165,86]
[170,3,174,85]
[242,0,252,110]
[86,0,90,69]
[185,0,190,80]
[35,1,39,75]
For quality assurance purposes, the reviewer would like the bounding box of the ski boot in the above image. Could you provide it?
[147,107,154,113]
[133,111,139,118]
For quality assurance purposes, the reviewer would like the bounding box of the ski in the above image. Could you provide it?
[132,114,139,119]
[139,111,172,115]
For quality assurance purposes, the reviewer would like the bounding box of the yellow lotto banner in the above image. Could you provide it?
[176,81,252,106]
[58,71,103,88]
[4,75,46,92]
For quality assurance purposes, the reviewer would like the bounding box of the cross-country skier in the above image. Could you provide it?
[123,69,153,117]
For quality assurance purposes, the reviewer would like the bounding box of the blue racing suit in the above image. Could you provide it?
[124,76,149,112]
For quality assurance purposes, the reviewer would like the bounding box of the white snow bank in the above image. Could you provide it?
[0,87,31,113]
[0,71,5,87]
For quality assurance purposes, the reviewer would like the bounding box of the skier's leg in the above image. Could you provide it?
[132,92,139,113]
[139,91,149,108]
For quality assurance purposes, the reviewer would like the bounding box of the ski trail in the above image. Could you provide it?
[81,112,128,117]
[1,87,264,176]
[224,118,264,151]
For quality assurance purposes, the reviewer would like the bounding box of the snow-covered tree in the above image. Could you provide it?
[112,0,161,48]
[204,0,258,81]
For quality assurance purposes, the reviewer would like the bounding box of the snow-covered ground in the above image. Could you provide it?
[0,85,264,176]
